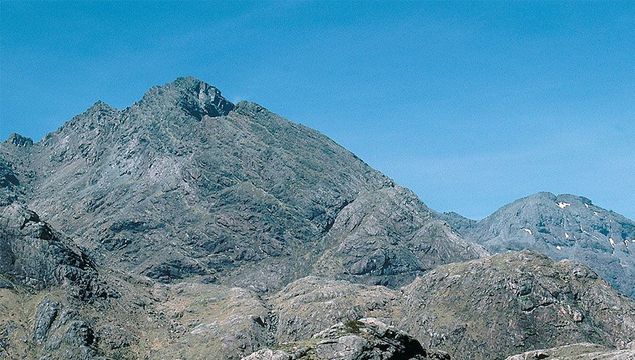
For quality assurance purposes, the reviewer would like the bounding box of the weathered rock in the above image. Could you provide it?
[149,282,272,360]
[313,186,487,287]
[462,192,635,297]
[398,251,635,360]
[271,276,398,342]
[243,349,291,360]
[33,299,60,344]
[6,133,34,148]
[1,77,482,292]
[242,318,445,360]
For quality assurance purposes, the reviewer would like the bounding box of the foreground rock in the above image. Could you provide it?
[506,342,635,360]
[271,276,398,342]
[399,251,635,359]
[242,318,449,360]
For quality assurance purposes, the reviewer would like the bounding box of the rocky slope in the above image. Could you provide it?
[262,252,635,360]
[398,251,635,359]
[456,192,635,297]
[2,77,634,360]
[1,77,483,292]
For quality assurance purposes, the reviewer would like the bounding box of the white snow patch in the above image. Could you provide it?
[522,228,533,235]
[609,238,615,247]
[557,202,571,209]
[565,233,570,239]
[556,246,562,250]
[584,203,589,208]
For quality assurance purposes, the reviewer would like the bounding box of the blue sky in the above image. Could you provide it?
[1,1,634,219]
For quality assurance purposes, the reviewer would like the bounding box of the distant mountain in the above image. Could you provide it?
[456,192,635,297]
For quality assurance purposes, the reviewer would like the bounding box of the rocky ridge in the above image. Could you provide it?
[506,342,635,360]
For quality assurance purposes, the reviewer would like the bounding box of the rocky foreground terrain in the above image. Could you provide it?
[1,77,634,359]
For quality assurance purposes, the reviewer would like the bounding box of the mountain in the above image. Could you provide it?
[1,77,484,293]
[1,77,634,360]
[457,192,635,297]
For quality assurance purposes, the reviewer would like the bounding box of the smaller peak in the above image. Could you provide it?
[86,100,116,113]
[5,133,33,147]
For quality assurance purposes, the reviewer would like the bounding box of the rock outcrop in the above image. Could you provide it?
[242,318,449,360]
[398,251,635,359]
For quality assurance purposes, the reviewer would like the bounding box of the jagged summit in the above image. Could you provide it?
[85,100,117,113]
[135,76,234,119]
[0,76,484,292]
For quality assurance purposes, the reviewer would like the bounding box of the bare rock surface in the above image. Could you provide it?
[460,192,635,297]
[398,251,635,359]
[242,318,448,360]
[1,77,482,292]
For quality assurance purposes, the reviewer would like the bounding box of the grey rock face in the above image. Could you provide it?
[398,251,635,360]
[0,201,103,294]
[312,186,487,287]
[1,77,482,292]
[271,276,398,342]
[437,211,476,236]
[33,299,60,344]
[462,192,635,297]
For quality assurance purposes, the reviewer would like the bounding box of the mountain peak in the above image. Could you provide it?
[5,133,34,147]
[85,100,117,114]
[137,76,234,120]
[521,192,593,208]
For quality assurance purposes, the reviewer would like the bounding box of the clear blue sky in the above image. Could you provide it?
[1,1,634,219]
